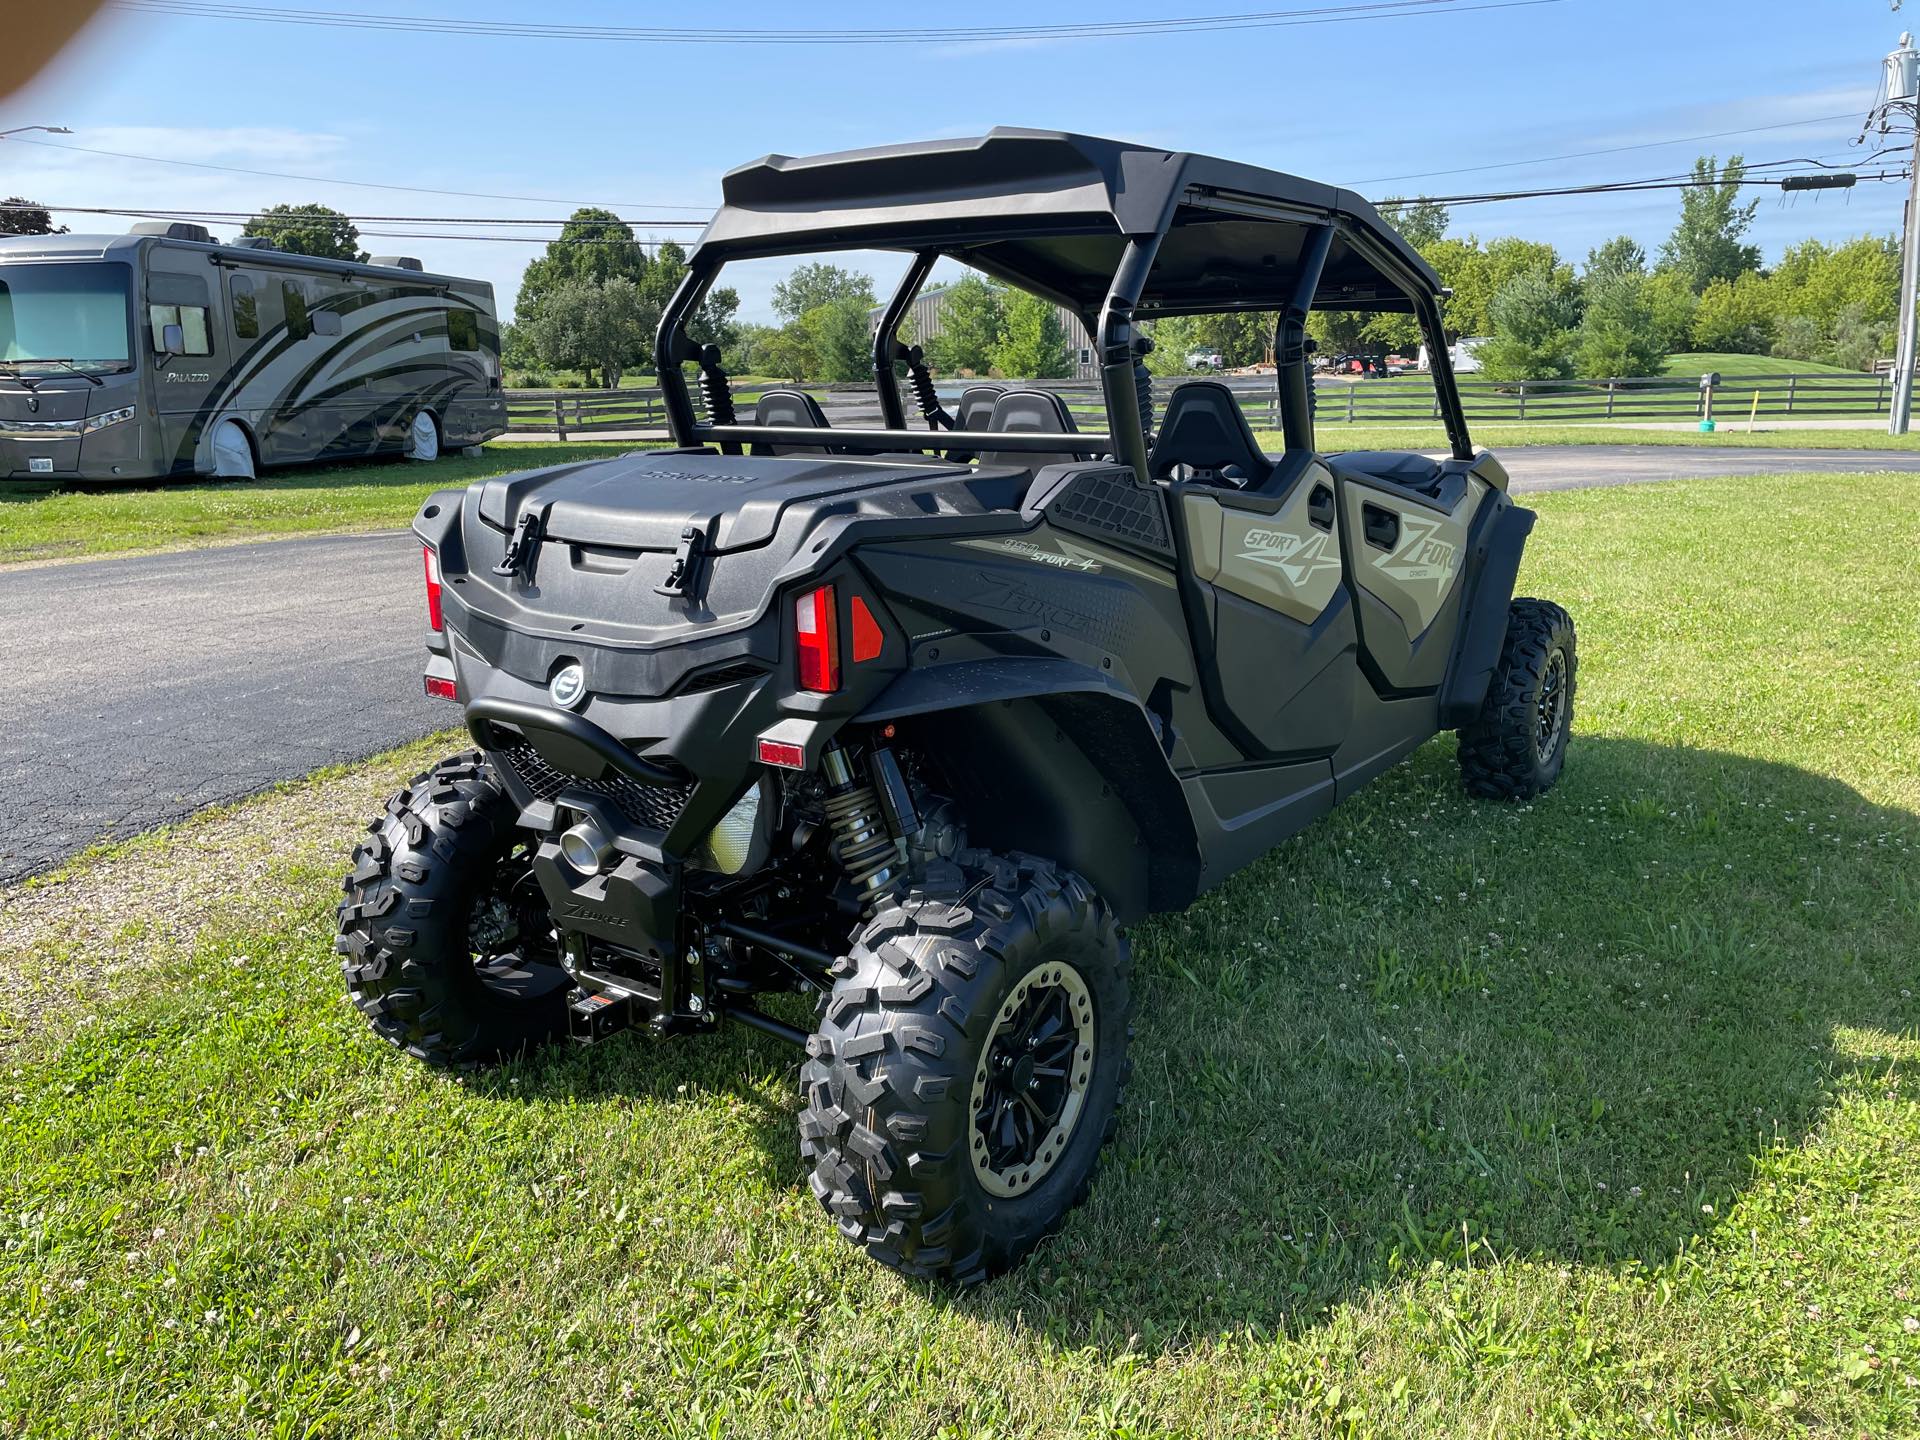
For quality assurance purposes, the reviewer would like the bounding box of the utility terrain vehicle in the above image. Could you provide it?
[338,131,1576,1284]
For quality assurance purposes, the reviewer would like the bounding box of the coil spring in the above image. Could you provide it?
[697,352,737,427]
[824,782,901,911]
[905,356,945,424]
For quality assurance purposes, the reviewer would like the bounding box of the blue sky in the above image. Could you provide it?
[1,0,1911,322]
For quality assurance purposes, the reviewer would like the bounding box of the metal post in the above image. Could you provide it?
[1888,34,1920,434]
[554,396,567,442]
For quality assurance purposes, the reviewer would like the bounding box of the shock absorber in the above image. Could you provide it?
[696,344,737,427]
[903,345,954,429]
[821,744,902,912]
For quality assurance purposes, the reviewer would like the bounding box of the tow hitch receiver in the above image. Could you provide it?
[568,987,632,1044]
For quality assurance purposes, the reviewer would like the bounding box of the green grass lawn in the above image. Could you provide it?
[2,470,1915,1437]
[8,427,1920,569]
[1662,352,1857,377]
[0,444,640,566]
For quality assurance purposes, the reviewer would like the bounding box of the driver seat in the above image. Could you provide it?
[1147,381,1272,488]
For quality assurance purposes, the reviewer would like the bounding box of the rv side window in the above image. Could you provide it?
[230,275,259,339]
[447,307,478,352]
[148,303,212,356]
[282,280,313,340]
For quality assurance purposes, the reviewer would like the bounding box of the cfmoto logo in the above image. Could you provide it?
[548,663,588,709]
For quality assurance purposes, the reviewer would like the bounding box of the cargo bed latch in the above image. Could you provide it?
[493,507,546,581]
[654,524,707,599]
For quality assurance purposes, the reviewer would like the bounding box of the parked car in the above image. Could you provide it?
[1184,348,1225,370]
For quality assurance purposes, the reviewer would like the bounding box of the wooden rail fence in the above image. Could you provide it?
[504,370,1914,436]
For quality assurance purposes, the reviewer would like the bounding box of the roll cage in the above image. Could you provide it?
[653,128,1472,473]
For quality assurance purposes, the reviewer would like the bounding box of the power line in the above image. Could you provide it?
[0,135,711,211]
[1,201,707,228]
[111,0,1563,45]
[1347,111,1872,188]
[1375,170,1906,209]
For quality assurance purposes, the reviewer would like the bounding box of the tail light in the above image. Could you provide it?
[423,546,444,631]
[794,584,839,693]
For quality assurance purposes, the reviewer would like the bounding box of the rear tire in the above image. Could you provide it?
[800,852,1130,1285]
[1457,597,1576,800]
[336,752,569,1068]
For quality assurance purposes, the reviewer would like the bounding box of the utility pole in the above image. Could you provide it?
[1881,32,1920,434]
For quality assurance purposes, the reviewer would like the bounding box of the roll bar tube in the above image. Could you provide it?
[1097,235,1165,480]
[1275,223,1335,460]
[871,249,939,431]
[653,253,722,446]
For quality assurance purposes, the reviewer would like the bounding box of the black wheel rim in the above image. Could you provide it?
[969,961,1096,1197]
[1535,648,1569,767]
[466,840,570,1002]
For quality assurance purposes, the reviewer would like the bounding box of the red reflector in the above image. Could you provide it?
[757,738,806,769]
[794,584,839,692]
[849,595,883,663]
[424,675,458,701]
[423,546,444,632]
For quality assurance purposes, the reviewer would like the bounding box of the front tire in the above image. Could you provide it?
[407,410,441,462]
[1457,597,1577,800]
[336,752,570,1068]
[800,853,1130,1285]
[209,419,255,479]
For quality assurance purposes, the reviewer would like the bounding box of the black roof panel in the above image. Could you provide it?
[699,128,1437,314]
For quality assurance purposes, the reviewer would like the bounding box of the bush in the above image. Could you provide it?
[504,370,553,390]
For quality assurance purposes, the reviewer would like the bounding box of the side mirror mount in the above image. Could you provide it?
[160,322,183,357]
[312,310,342,337]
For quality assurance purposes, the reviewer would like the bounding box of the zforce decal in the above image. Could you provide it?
[1372,512,1459,586]
[1237,525,1340,587]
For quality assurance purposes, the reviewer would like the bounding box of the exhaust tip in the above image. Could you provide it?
[558,820,613,874]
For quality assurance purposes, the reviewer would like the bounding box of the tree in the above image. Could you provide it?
[515,208,651,320]
[520,276,654,388]
[1827,304,1894,373]
[1658,155,1760,293]
[801,294,874,383]
[1478,268,1579,381]
[1576,270,1667,378]
[1585,235,1647,285]
[1690,271,1773,354]
[1424,236,1565,340]
[1642,270,1699,354]
[1380,197,1449,250]
[771,263,876,322]
[989,290,1071,379]
[924,274,1005,374]
[0,197,64,236]
[242,203,364,262]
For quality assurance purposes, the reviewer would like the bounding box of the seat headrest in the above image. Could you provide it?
[753,388,830,430]
[986,388,1078,436]
[1147,381,1270,484]
[955,384,1005,431]
[751,388,834,455]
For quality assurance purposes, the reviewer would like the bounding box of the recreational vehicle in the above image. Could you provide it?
[0,222,504,483]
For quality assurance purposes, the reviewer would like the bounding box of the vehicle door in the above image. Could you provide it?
[143,258,223,475]
[1324,456,1487,692]
[1172,454,1359,758]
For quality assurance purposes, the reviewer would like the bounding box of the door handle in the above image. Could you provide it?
[1308,484,1335,532]
[1362,504,1399,551]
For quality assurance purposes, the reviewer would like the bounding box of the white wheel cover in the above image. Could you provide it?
[408,412,440,461]
[211,420,254,479]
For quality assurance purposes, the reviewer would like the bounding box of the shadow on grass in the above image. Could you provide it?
[430,731,1916,1353]
[959,733,1917,1350]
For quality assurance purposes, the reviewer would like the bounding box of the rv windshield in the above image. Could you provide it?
[0,262,134,374]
